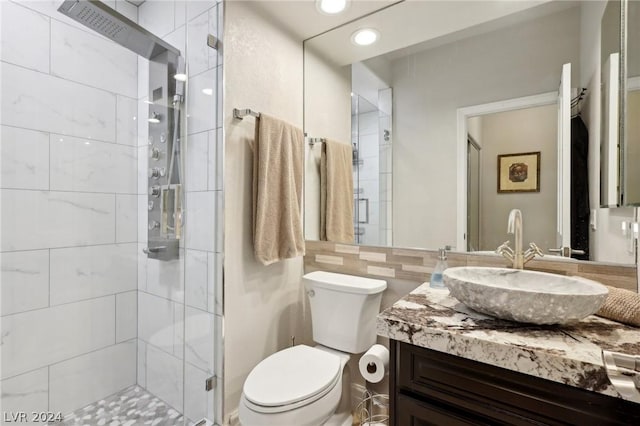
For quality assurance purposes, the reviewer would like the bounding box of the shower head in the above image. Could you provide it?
[57,0,180,59]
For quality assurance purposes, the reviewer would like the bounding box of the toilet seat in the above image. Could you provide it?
[243,345,342,414]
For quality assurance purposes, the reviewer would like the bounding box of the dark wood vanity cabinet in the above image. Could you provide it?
[389,340,640,425]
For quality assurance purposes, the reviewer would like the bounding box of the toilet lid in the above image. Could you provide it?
[243,345,341,408]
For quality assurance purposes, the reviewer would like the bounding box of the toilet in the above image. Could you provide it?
[238,271,387,426]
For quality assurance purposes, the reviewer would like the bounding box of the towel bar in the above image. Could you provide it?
[234,110,328,147]
[233,108,260,119]
[307,137,326,146]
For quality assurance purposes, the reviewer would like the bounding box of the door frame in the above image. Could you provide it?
[455,91,558,251]
[467,135,482,251]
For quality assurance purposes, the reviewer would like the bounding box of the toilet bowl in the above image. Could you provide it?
[239,345,350,426]
[238,271,387,426]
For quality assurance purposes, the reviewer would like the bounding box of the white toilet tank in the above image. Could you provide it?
[303,271,387,354]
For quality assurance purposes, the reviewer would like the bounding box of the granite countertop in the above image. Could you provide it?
[377,283,640,401]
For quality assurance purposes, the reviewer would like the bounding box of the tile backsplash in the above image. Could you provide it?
[304,241,638,292]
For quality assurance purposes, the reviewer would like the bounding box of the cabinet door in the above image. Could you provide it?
[396,394,490,426]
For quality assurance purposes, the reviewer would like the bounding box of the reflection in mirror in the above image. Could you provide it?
[304,0,637,265]
[624,0,640,205]
[351,64,393,246]
[600,0,622,207]
[467,136,481,251]
[466,104,558,254]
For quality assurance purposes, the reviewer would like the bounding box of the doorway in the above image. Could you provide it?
[456,91,559,251]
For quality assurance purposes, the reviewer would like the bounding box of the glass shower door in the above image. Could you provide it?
[136,1,224,425]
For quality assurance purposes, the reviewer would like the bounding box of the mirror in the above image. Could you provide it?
[600,0,622,207]
[624,0,640,205]
[304,0,636,265]
[600,0,640,207]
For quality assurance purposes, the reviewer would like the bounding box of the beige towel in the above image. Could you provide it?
[320,139,354,243]
[252,114,305,265]
[596,286,640,327]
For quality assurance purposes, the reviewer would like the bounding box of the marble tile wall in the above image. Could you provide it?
[1,1,223,422]
[0,0,139,422]
[135,1,224,424]
[304,241,638,291]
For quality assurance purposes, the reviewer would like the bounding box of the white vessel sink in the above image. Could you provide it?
[443,267,609,325]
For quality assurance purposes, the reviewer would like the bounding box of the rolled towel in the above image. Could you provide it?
[596,286,640,327]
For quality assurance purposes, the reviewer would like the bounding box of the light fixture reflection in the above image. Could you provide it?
[174,73,187,82]
[202,88,214,96]
[351,28,379,46]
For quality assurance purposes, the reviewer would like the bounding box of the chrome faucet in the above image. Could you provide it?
[496,209,543,269]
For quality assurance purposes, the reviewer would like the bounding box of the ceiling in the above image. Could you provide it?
[305,0,568,66]
[123,0,399,40]
[247,0,401,41]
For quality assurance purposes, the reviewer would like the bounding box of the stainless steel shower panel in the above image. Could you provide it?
[57,1,184,261]
[147,51,183,261]
[57,0,179,59]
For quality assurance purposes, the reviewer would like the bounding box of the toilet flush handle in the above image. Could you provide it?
[307,289,315,297]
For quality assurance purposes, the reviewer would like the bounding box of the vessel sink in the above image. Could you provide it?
[442,267,609,325]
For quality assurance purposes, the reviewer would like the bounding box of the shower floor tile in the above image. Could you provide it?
[57,385,184,426]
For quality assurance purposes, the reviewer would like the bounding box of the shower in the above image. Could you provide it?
[2,0,221,424]
[59,0,185,261]
[58,0,179,59]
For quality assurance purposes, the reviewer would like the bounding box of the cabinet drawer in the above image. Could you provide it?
[395,341,640,425]
[396,393,491,426]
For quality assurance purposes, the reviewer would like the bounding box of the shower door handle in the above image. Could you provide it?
[357,198,370,224]
[142,246,167,254]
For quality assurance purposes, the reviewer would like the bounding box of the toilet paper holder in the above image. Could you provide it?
[359,344,390,384]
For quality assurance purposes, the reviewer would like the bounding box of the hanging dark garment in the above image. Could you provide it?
[571,116,590,260]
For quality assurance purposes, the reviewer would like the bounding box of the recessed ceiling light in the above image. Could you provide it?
[316,0,348,15]
[351,28,380,46]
